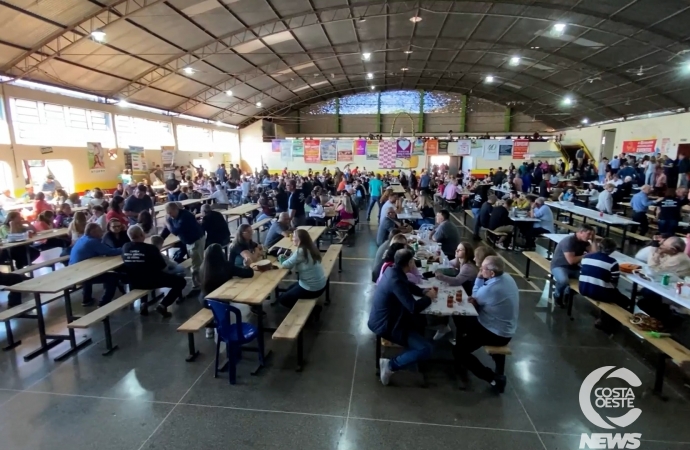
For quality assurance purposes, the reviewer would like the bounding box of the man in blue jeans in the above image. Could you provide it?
[366,173,384,221]
[549,224,595,307]
[368,249,437,385]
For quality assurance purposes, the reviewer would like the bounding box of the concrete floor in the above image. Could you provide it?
[1,212,690,450]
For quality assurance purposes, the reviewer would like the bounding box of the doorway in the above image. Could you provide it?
[22,160,75,194]
[601,129,616,160]
[677,143,690,159]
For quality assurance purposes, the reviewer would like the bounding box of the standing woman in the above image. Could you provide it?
[645,155,657,186]
[277,229,327,316]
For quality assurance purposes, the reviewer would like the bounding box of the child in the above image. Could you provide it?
[89,205,107,230]
[150,235,186,277]
[54,203,73,228]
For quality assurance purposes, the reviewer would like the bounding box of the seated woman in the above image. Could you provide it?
[54,189,69,205]
[87,190,106,208]
[106,195,129,225]
[515,193,531,210]
[65,193,81,208]
[54,203,74,228]
[277,229,327,317]
[62,211,87,258]
[335,191,357,243]
[307,196,326,226]
[137,210,156,237]
[376,242,423,285]
[0,212,39,269]
[199,243,255,338]
[256,192,276,222]
[558,187,575,202]
[27,192,52,221]
[113,183,125,198]
[228,224,262,268]
[414,194,435,229]
[102,218,130,248]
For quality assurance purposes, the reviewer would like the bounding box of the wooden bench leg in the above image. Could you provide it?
[338,251,342,273]
[296,331,304,372]
[2,321,21,351]
[653,353,669,400]
[186,332,200,362]
[566,291,575,319]
[525,259,531,280]
[325,279,331,305]
[492,354,506,376]
[375,336,381,376]
[102,317,119,356]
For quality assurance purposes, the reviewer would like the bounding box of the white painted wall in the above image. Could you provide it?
[562,112,690,160]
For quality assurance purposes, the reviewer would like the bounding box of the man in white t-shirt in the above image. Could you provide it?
[379,191,400,221]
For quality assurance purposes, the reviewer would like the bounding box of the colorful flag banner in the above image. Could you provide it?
[355,139,367,156]
[337,140,354,162]
[280,140,292,161]
[379,140,397,169]
[292,140,304,157]
[320,139,337,164]
[304,139,320,163]
[412,138,425,156]
[271,139,281,153]
[457,139,471,156]
[512,139,529,159]
[425,139,438,155]
[366,140,379,160]
[396,138,411,159]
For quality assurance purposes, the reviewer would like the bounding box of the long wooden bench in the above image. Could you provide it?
[67,289,152,355]
[251,217,272,241]
[321,244,343,303]
[272,299,316,371]
[464,209,474,226]
[485,229,508,247]
[0,293,64,350]
[584,296,690,397]
[13,255,70,277]
[177,308,214,362]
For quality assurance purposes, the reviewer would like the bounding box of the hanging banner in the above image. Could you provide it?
[425,139,438,155]
[292,140,304,157]
[513,139,529,159]
[366,140,379,160]
[438,140,449,154]
[457,139,471,156]
[271,140,281,153]
[280,140,292,161]
[304,139,320,163]
[412,138,425,156]
[396,138,411,159]
[379,140,397,169]
[127,145,145,171]
[336,140,354,162]
[622,139,656,153]
[660,138,671,155]
[320,139,337,164]
[161,145,176,180]
[355,139,367,156]
[87,142,106,174]
[483,140,500,160]
[498,139,513,156]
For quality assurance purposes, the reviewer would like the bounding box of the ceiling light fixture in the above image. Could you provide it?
[563,96,573,105]
[359,17,366,22]
[485,75,494,83]
[91,31,106,42]
[409,16,422,23]
[530,46,540,49]
[117,100,131,108]
[509,56,520,66]
[581,118,589,124]
[367,72,373,79]
[404,50,413,54]
[256,102,262,107]
[216,121,223,126]
[553,23,566,32]
[225,90,233,96]
[401,67,409,71]
[370,86,375,90]
[362,52,371,60]
[183,67,194,74]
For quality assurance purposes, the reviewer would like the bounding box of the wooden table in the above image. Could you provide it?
[227,203,260,216]
[545,201,638,247]
[270,226,326,251]
[4,202,33,211]
[0,229,69,251]
[154,197,209,212]
[389,184,406,194]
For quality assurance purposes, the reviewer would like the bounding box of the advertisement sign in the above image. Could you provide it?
[355,139,367,156]
[457,140,471,156]
[412,138,425,155]
[513,139,529,159]
[271,139,281,153]
[660,138,671,155]
[396,138,411,159]
[303,139,320,163]
[337,140,354,162]
[161,145,176,179]
[622,139,656,153]
[320,139,337,164]
[279,140,292,161]
[366,140,379,160]
[291,140,304,157]
[379,140,397,169]
[483,140,500,160]
[425,139,438,155]
[498,139,513,156]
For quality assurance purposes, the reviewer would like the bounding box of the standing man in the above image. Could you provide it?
[550,224,595,306]
[419,169,431,195]
[165,202,206,288]
[230,164,240,183]
[610,155,621,174]
[367,173,384,221]
[678,153,690,188]
[165,173,181,201]
[598,157,609,183]
[215,164,228,183]
[287,179,306,228]
[432,209,461,260]
[630,185,653,235]
[123,185,154,225]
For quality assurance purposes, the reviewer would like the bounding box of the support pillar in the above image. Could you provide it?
[376,92,382,134]
[418,89,424,134]
[335,97,341,133]
[504,107,512,133]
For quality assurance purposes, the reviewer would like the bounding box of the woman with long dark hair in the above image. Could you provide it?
[277,229,326,314]
[228,223,262,267]
[106,195,128,225]
[102,218,130,249]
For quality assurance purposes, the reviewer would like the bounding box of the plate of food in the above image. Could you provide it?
[620,263,641,273]
[633,269,652,282]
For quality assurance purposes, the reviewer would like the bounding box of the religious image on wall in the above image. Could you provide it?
[425,139,438,155]
[292,140,304,157]
[336,140,354,162]
[412,138,425,156]
[355,139,367,156]
[396,138,411,160]
[86,142,105,174]
[482,140,500,160]
[304,139,320,163]
[379,140,397,169]
[366,140,379,160]
[498,139,513,156]
[320,139,337,164]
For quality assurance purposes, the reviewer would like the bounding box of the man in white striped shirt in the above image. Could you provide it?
[578,238,632,333]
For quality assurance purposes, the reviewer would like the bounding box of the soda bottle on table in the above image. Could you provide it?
[446,294,453,308]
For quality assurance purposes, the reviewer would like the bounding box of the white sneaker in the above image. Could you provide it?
[205,328,215,339]
[433,324,451,341]
[379,358,393,386]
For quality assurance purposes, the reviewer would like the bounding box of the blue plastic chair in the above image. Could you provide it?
[206,300,261,385]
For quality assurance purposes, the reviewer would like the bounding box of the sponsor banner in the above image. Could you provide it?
[482,140,500,160]
[292,140,304,157]
[337,140,354,161]
[366,140,379,160]
[87,142,106,173]
[396,138,411,159]
[355,139,367,156]
[425,139,438,155]
[320,139,337,163]
[513,139,529,159]
[457,139,471,156]
[622,139,656,153]
[304,139,320,163]
[412,138,425,155]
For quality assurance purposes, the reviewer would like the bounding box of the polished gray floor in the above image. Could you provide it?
[1,212,690,450]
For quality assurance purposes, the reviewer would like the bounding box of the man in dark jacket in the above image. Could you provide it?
[200,204,230,248]
[368,249,437,386]
[122,225,186,317]
[489,199,514,248]
[474,194,496,240]
[166,202,206,288]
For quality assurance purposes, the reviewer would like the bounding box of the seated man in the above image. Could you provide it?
[69,223,123,306]
[579,238,632,333]
[123,185,154,225]
[122,225,186,317]
[264,212,293,250]
[200,204,230,248]
[368,249,437,386]
[550,224,595,306]
[520,197,554,249]
[432,209,460,260]
[474,195,496,240]
[488,199,513,249]
[377,209,410,247]
[453,256,518,393]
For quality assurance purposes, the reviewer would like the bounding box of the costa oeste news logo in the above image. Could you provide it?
[579,366,642,449]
